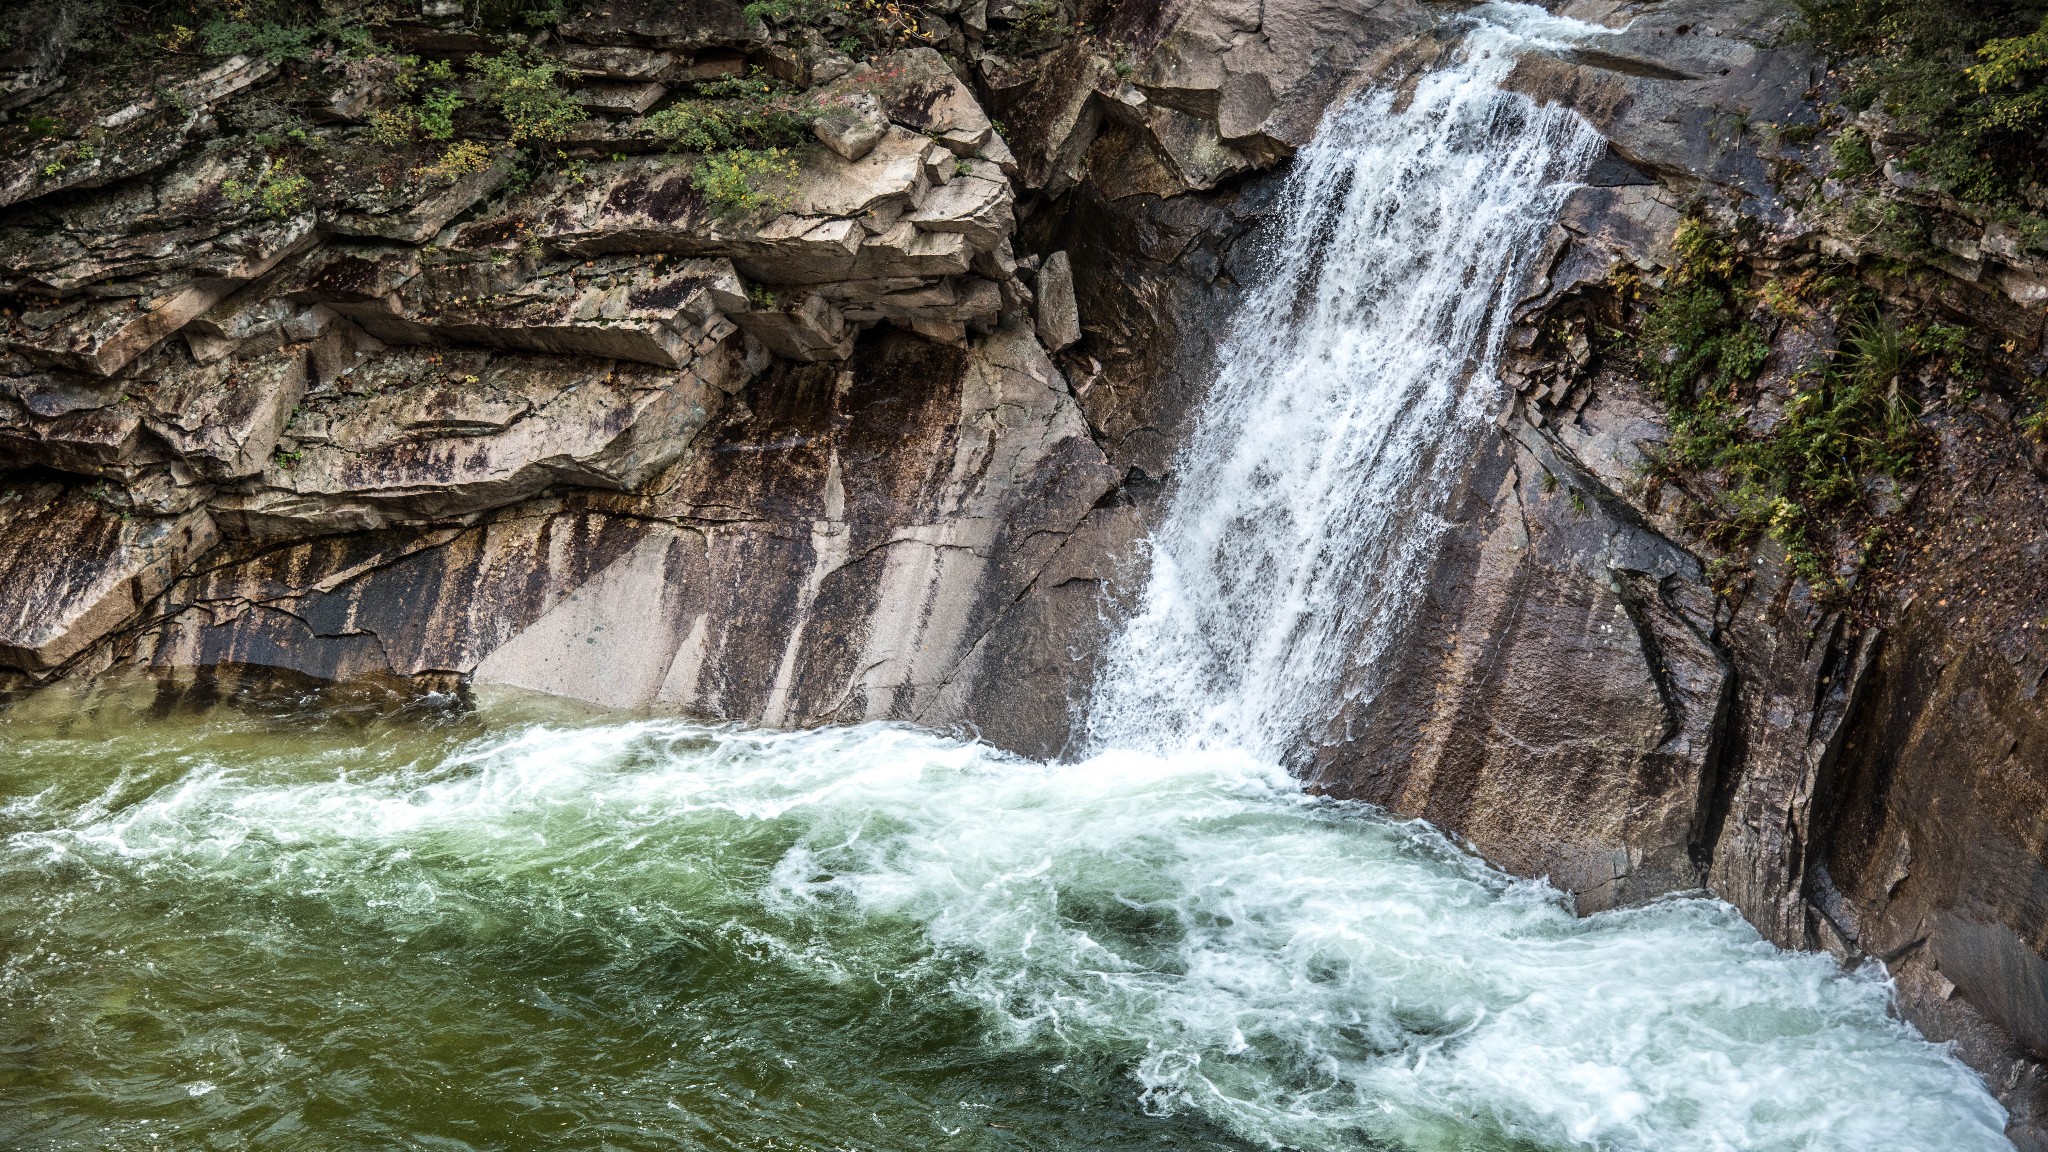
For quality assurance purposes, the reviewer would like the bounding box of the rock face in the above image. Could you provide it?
[5,0,2048,1143]
[0,10,1092,735]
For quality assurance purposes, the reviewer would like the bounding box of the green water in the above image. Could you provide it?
[0,686,1238,1152]
[0,682,2013,1152]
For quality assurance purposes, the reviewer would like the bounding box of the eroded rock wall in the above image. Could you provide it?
[0,1,1114,738]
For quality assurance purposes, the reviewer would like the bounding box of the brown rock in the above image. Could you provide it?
[0,480,215,672]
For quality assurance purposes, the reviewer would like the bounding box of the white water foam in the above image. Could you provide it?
[1085,6,1610,761]
[11,718,2012,1151]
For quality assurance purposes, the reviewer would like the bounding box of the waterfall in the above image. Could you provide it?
[1086,5,1609,762]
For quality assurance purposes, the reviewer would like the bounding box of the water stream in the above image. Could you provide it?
[1087,6,1604,761]
[0,5,2019,1150]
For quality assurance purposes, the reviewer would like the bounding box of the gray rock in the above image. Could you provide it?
[1033,251,1080,352]
[575,81,669,114]
[812,99,891,162]
[210,340,750,539]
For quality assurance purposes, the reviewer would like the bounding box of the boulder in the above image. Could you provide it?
[812,97,891,162]
[728,290,856,361]
[836,47,995,156]
[1032,250,1080,352]
[574,81,670,114]
[908,160,1015,250]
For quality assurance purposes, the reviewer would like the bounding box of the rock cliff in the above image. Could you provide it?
[4,0,2048,1143]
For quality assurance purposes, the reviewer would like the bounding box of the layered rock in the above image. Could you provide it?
[127,322,1111,726]
[0,9,1073,730]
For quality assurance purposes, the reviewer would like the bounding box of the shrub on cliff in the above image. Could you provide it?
[1629,215,1971,593]
[1800,0,2048,219]
[469,45,580,144]
[371,57,465,145]
[646,74,816,152]
[646,73,814,218]
[693,148,800,217]
[222,156,311,218]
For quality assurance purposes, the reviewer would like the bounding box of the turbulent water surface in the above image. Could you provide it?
[0,689,2013,1151]
[0,5,2019,1150]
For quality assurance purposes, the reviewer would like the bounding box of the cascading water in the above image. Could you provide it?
[1087,5,1607,760]
[0,6,2021,1151]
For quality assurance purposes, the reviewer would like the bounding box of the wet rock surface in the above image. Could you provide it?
[2,0,2047,1141]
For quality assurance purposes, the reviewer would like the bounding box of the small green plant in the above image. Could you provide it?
[1828,125,1876,177]
[1627,212,1967,596]
[223,157,311,219]
[1636,221,1773,407]
[478,0,565,27]
[647,69,818,154]
[695,147,798,217]
[197,13,380,63]
[414,140,494,182]
[372,58,464,145]
[470,45,582,144]
[2021,402,2048,443]
[38,140,95,179]
[201,18,314,62]
[647,100,813,152]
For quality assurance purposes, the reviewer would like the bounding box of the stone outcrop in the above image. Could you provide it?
[0,9,1086,734]
[127,322,1110,727]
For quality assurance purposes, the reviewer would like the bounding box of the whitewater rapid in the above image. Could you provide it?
[0,714,2011,1150]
